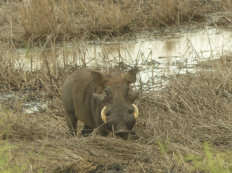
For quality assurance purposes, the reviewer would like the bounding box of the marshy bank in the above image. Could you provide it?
[0,54,232,172]
[1,0,232,172]
[0,27,231,113]
[0,27,232,172]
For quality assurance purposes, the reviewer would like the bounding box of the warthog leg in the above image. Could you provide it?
[64,110,77,136]
[81,125,94,137]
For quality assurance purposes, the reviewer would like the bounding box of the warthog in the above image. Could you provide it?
[61,68,139,139]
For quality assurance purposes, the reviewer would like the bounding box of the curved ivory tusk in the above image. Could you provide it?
[132,104,139,119]
[101,106,107,123]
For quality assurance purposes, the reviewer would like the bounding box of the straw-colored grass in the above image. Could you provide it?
[0,0,217,46]
[0,55,232,172]
[0,1,232,172]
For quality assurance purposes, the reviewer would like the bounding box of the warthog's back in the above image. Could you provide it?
[61,68,96,127]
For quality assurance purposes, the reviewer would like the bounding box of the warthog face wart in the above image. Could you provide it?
[61,68,139,139]
[100,104,138,124]
[94,84,139,139]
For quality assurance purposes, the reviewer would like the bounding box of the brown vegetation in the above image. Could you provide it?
[1,0,230,46]
[1,0,232,172]
[0,54,232,172]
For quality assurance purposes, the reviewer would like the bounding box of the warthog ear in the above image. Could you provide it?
[91,70,105,85]
[129,90,140,102]
[123,68,139,84]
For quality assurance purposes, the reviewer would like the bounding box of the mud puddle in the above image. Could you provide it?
[2,27,232,113]
[0,92,48,114]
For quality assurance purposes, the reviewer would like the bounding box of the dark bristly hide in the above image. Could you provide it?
[61,68,139,139]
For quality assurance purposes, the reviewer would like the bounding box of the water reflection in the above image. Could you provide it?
[3,27,232,113]
[8,27,232,90]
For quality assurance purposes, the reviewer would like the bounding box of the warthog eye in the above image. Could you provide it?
[105,109,111,116]
[129,108,134,114]
[104,87,111,95]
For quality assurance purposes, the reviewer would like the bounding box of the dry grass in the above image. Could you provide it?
[1,1,232,172]
[0,0,219,46]
[0,55,232,172]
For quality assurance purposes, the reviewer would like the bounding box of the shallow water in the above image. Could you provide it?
[12,27,232,87]
[3,27,232,113]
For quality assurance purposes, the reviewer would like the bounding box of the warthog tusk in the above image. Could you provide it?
[101,104,138,123]
[132,104,139,119]
[101,106,107,123]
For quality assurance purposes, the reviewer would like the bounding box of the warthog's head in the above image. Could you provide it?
[92,68,139,139]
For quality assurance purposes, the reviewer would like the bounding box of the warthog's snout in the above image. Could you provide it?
[100,104,138,139]
[115,131,130,139]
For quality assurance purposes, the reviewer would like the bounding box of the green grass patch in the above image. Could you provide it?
[185,143,232,173]
[0,141,25,173]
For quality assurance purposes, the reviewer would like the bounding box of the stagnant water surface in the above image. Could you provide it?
[2,27,232,113]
